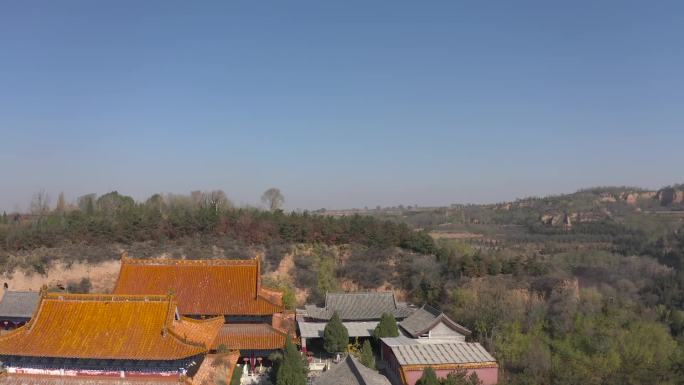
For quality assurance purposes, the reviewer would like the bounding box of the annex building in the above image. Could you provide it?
[381,337,498,385]
[297,291,414,350]
[378,304,497,385]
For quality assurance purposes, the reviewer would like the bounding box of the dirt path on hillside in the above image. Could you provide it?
[0,260,122,293]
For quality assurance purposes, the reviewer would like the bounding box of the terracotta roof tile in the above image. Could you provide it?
[0,293,222,360]
[171,317,225,349]
[191,353,239,385]
[113,257,283,316]
[0,374,182,385]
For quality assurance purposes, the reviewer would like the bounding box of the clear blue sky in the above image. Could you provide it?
[1,1,682,211]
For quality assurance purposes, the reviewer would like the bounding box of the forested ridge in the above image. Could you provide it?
[2,187,684,384]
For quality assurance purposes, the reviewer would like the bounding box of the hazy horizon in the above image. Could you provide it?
[1,1,682,212]
[3,181,683,214]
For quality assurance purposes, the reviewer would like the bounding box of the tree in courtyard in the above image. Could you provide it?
[262,188,285,211]
[373,313,400,339]
[275,337,307,385]
[416,367,440,385]
[359,339,375,369]
[323,312,349,354]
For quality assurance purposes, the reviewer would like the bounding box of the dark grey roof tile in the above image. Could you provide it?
[399,304,471,337]
[0,291,40,319]
[314,355,391,385]
[306,292,413,321]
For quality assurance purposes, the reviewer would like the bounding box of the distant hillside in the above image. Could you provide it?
[326,184,684,232]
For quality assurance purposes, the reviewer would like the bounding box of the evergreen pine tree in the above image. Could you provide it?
[416,367,440,385]
[323,312,349,353]
[1,211,6,224]
[276,337,307,385]
[373,313,399,339]
[359,339,375,369]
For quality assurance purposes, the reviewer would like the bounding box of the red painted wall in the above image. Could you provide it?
[402,367,498,385]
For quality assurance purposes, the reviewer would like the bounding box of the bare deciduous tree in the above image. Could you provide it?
[261,188,284,211]
[190,190,205,209]
[187,190,233,213]
[55,192,67,213]
[77,194,97,214]
[30,190,51,216]
[206,190,231,213]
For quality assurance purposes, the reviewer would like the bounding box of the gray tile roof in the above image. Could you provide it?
[305,292,414,321]
[399,305,471,338]
[387,341,496,366]
[379,335,419,347]
[314,355,391,385]
[0,291,40,319]
[298,321,379,338]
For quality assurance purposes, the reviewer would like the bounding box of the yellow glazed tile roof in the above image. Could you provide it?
[0,293,222,360]
[113,256,283,316]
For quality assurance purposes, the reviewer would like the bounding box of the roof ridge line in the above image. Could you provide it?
[122,256,259,266]
[24,288,49,331]
[44,293,171,302]
[328,290,394,295]
[347,355,369,384]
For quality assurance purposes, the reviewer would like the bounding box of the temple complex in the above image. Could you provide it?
[0,254,498,385]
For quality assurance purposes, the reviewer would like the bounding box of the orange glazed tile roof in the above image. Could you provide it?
[212,324,288,351]
[113,256,283,316]
[190,352,240,385]
[0,374,183,385]
[171,317,224,348]
[0,293,223,360]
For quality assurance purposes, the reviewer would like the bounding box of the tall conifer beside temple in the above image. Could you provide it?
[323,312,349,354]
[359,340,375,369]
[373,312,400,339]
[275,337,307,385]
